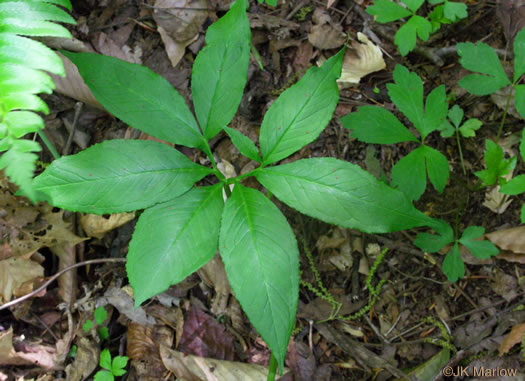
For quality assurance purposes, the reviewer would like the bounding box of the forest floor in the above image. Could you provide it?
[1,0,524,380]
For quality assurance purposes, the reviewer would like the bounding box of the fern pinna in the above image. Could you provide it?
[0,0,74,201]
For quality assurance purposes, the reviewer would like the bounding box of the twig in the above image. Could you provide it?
[0,258,126,311]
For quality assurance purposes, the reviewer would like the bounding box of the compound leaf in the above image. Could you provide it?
[443,1,467,22]
[192,0,250,140]
[423,145,449,193]
[391,146,427,201]
[342,106,417,144]
[443,243,464,282]
[111,356,129,376]
[256,157,433,233]
[459,118,482,137]
[99,349,112,371]
[514,27,525,82]
[93,371,113,381]
[457,42,510,95]
[62,51,206,150]
[128,185,223,307]
[259,50,343,165]
[224,126,261,162]
[459,226,499,259]
[219,185,299,370]
[414,219,454,253]
[474,139,516,186]
[0,148,39,202]
[33,140,211,214]
[387,65,424,131]
[366,0,412,23]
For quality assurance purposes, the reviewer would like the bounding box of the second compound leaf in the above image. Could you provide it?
[423,145,449,194]
[443,243,464,282]
[391,146,427,201]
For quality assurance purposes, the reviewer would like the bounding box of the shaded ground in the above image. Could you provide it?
[1,0,524,380]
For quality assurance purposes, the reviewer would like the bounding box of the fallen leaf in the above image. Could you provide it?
[308,24,346,50]
[0,254,44,303]
[0,327,57,369]
[160,345,277,381]
[80,212,135,239]
[485,225,525,254]
[499,322,525,356]
[179,307,235,361]
[64,337,99,381]
[338,32,386,89]
[497,0,525,43]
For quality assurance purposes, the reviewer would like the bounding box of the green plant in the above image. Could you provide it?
[457,26,525,140]
[414,220,499,281]
[94,349,128,381]
[0,0,74,201]
[366,0,467,56]
[31,0,441,372]
[342,64,450,201]
[500,128,525,222]
[474,138,516,186]
[438,104,482,175]
[83,306,109,340]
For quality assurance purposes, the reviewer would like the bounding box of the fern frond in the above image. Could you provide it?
[0,0,74,201]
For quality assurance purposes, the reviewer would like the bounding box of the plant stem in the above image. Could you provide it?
[455,129,466,175]
[267,353,277,381]
[38,130,60,160]
[496,86,514,142]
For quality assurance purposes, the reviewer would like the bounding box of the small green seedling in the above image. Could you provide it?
[457,26,525,140]
[83,306,109,340]
[439,104,482,174]
[93,349,128,381]
[32,0,441,372]
[500,128,525,222]
[415,221,499,282]
[475,139,517,187]
[366,0,467,56]
[342,64,450,201]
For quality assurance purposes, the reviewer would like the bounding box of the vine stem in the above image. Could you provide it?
[496,86,514,142]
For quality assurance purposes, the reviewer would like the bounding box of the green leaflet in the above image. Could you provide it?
[442,243,463,283]
[366,0,412,23]
[256,157,434,233]
[191,0,250,140]
[513,27,525,82]
[224,126,262,162]
[259,50,344,165]
[414,219,454,253]
[219,185,299,370]
[61,51,207,151]
[128,185,224,307]
[459,226,499,259]
[342,106,418,144]
[33,140,212,214]
[500,129,525,223]
[395,15,432,56]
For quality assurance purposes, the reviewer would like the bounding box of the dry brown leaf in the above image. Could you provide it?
[485,225,525,254]
[497,0,525,43]
[0,254,44,303]
[52,53,102,109]
[80,212,135,239]
[0,327,57,369]
[499,322,525,356]
[160,345,276,381]
[308,24,346,50]
[64,337,99,381]
[197,254,231,316]
[338,32,386,89]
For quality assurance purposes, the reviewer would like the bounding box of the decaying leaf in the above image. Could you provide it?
[0,327,57,369]
[497,0,525,43]
[491,86,523,120]
[308,8,346,50]
[198,254,231,316]
[64,337,99,381]
[486,225,525,254]
[499,322,525,355]
[338,33,386,89]
[160,345,277,381]
[80,212,135,239]
[0,254,44,303]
